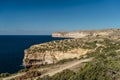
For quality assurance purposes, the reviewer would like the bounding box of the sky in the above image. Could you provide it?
[0,0,120,35]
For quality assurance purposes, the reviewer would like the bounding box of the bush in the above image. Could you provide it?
[0,73,10,78]
[18,68,28,73]
[37,75,51,80]
[51,69,75,80]
[57,58,76,64]
[15,70,41,80]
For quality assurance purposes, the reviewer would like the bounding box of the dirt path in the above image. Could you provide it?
[2,58,93,80]
[3,73,25,80]
[40,58,93,77]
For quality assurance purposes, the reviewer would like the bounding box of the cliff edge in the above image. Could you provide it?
[52,28,120,38]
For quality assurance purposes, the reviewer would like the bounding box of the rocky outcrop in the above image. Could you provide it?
[23,38,97,67]
[52,28,120,38]
[23,48,90,67]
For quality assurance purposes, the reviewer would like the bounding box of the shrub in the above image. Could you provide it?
[56,58,76,64]
[18,68,28,73]
[0,73,10,78]
[51,69,75,80]
[15,70,41,80]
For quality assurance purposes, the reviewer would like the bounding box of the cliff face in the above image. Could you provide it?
[23,38,98,67]
[23,48,90,67]
[52,29,120,38]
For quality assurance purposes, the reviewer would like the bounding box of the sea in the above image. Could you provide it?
[0,35,65,73]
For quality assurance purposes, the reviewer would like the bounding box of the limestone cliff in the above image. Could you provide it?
[52,28,120,38]
[23,38,98,67]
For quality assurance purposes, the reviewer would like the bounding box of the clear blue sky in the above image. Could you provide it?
[0,0,120,35]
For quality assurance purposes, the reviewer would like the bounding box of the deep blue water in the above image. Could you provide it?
[0,35,65,73]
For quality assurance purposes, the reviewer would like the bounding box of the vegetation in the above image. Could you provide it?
[36,69,75,80]
[56,57,77,64]
[4,38,120,80]
[26,38,99,54]
[36,38,120,80]
[18,68,28,73]
[0,72,10,78]
[15,70,41,80]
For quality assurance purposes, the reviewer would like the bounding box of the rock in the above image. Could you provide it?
[52,28,120,38]
[23,38,93,67]
[23,48,90,67]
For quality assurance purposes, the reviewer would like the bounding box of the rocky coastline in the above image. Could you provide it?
[23,28,120,67]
